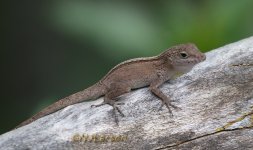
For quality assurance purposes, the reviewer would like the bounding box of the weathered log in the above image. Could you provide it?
[0,37,253,150]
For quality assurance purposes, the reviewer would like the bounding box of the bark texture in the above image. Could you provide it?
[0,37,253,150]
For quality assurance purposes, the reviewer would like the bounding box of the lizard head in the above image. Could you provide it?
[161,43,206,73]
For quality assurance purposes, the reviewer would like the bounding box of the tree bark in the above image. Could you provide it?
[0,37,253,150]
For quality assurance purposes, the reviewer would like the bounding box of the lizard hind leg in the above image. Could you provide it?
[91,85,131,125]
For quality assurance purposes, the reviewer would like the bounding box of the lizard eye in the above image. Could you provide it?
[180,52,188,59]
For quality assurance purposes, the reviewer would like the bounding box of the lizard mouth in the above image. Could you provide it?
[173,58,203,66]
[197,53,206,62]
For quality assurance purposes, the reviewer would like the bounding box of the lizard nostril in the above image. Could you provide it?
[202,54,206,61]
[196,55,201,62]
[196,54,205,62]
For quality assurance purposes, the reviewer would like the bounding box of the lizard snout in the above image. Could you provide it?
[200,53,206,61]
[196,53,206,62]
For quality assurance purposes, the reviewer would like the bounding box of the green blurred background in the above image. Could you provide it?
[1,0,253,134]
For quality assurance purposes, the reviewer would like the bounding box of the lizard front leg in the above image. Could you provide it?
[149,78,180,116]
[91,84,131,124]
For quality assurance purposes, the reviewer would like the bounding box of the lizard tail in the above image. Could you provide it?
[15,82,106,129]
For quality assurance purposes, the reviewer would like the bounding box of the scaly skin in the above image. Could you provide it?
[16,43,206,128]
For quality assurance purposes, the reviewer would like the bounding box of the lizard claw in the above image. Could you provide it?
[112,108,119,126]
[91,102,106,108]
[111,104,125,126]
[115,102,125,105]
[159,100,181,116]
[113,104,125,117]
[159,103,173,116]
[91,99,125,125]
[90,105,96,108]
[170,103,181,110]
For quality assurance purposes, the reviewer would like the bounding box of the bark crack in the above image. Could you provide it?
[155,126,253,150]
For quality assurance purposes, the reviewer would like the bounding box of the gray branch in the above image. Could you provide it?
[1,37,253,150]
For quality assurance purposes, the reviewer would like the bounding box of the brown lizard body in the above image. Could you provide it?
[16,43,206,128]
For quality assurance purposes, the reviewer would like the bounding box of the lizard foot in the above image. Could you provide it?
[91,100,125,125]
[91,102,106,108]
[159,100,181,116]
[113,103,125,117]
[110,102,125,125]
[91,101,124,108]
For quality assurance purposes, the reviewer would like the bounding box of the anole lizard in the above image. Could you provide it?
[16,43,206,128]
